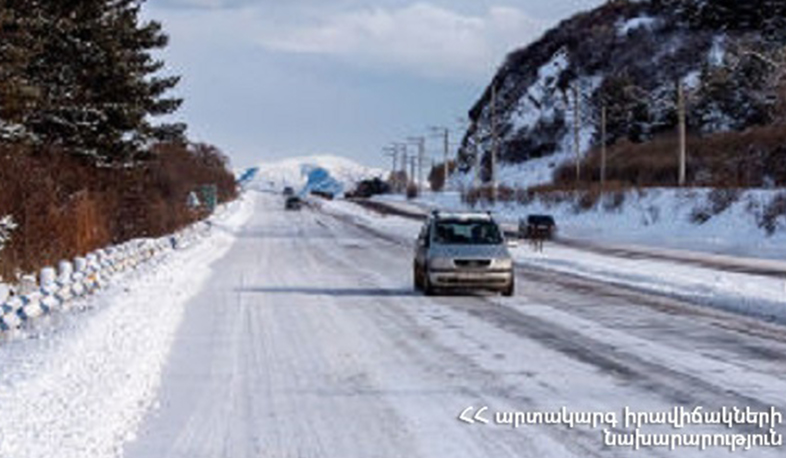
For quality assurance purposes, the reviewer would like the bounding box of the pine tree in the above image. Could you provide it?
[3,0,184,165]
[0,1,45,139]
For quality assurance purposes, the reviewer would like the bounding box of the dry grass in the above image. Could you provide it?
[554,125,786,189]
[0,143,238,281]
[761,192,786,235]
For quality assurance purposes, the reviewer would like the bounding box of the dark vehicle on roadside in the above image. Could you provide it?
[283,186,295,197]
[285,196,303,210]
[348,177,390,199]
[413,211,516,296]
[520,214,557,240]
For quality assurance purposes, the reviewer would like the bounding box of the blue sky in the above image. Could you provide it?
[144,0,604,169]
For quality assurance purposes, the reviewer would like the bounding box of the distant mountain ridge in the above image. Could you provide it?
[457,0,786,184]
[246,155,385,196]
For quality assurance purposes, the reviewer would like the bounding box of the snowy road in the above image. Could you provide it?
[120,192,786,458]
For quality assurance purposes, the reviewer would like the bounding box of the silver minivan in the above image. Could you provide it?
[413,211,515,296]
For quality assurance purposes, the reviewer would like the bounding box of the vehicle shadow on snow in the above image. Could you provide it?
[235,286,419,298]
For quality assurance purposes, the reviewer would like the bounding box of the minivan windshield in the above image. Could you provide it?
[433,220,503,245]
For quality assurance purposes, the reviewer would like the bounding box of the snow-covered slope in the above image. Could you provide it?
[380,187,786,260]
[455,0,786,186]
[247,155,384,196]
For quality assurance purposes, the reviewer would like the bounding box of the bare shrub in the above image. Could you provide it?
[575,189,601,212]
[760,192,786,235]
[427,160,457,192]
[553,125,786,189]
[0,142,238,280]
[406,184,419,200]
[690,188,742,225]
[602,191,626,212]
[707,188,742,214]
[516,188,536,206]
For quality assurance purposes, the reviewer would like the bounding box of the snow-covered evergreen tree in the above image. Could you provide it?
[0,0,184,165]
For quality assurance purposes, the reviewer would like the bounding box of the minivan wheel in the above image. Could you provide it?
[423,268,436,296]
[502,278,515,297]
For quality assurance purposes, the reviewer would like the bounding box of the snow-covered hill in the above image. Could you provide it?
[455,0,786,187]
[245,155,385,196]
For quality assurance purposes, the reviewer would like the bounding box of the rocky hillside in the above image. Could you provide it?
[458,0,786,184]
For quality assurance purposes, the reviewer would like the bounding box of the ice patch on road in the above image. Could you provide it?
[0,193,255,458]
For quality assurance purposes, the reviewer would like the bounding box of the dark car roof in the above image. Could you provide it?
[526,215,556,225]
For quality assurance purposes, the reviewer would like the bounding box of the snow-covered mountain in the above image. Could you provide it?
[455,0,786,188]
[245,155,385,196]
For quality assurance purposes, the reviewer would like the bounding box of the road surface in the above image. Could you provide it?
[125,192,786,457]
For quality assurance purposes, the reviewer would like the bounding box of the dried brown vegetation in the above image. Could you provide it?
[0,143,237,280]
[554,126,786,189]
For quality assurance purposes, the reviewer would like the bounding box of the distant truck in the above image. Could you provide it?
[347,177,390,199]
[519,214,557,240]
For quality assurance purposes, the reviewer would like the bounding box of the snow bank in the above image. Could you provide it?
[379,188,786,261]
[0,193,254,458]
[514,244,786,323]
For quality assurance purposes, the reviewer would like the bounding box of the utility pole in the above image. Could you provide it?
[442,128,449,191]
[407,136,426,194]
[429,126,451,192]
[601,104,607,190]
[401,145,408,190]
[677,80,687,187]
[472,126,480,190]
[383,146,398,179]
[491,83,499,202]
[572,83,581,185]
[409,156,417,192]
[392,142,408,193]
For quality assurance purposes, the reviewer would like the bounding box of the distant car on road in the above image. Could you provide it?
[413,211,515,296]
[520,214,557,240]
[282,186,295,197]
[285,196,303,210]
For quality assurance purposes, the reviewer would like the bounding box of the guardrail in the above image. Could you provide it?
[0,221,212,334]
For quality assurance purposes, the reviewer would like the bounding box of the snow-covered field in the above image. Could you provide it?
[377,188,786,260]
[0,194,255,458]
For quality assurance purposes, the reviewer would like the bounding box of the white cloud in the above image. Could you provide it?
[149,2,546,81]
[156,0,251,9]
[256,3,546,80]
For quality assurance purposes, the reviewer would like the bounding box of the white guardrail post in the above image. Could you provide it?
[0,216,214,334]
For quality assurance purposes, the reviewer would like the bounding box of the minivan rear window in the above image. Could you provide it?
[433,220,503,245]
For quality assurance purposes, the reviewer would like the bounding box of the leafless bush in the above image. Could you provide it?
[0,142,238,280]
[760,192,786,235]
[406,184,419,200]
[690,188,742,225]
[602,191,626,212]
[554,126,786,189]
